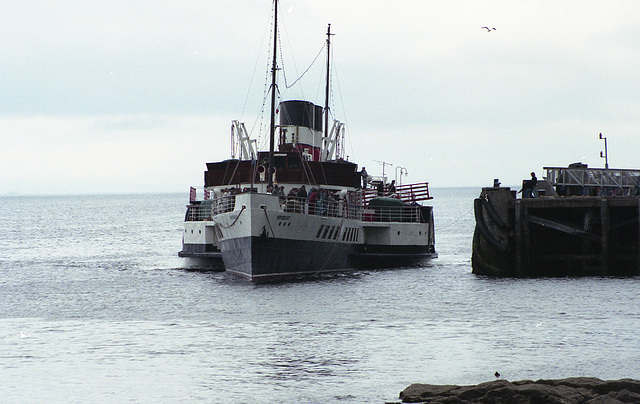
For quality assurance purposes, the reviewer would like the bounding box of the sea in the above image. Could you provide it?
[2,187,640,403]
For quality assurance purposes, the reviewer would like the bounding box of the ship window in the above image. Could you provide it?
[321,225,330,239]
[288,156,301,169]
[334,227,341,240]
[274,155,287,169]
[316,225,325,239]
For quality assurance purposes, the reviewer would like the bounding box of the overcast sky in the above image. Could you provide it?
[2,0,639,195]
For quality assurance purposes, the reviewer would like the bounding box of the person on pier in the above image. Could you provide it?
[520,172,538,198]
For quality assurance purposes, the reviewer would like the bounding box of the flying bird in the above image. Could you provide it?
[481,27,497,32]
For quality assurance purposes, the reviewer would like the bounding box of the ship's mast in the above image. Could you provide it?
[324,24,332,143]
[267,0,278,187]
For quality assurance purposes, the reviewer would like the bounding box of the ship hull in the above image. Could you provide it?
[220,235,435,281]
[209,192,436,281]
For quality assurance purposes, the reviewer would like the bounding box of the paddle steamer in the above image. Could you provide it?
[180,1,436,280]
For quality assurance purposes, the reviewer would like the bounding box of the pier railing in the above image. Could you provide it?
[185,193,426,223]
[544,167,640,195]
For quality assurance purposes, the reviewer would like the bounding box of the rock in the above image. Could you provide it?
[399,378,640,403]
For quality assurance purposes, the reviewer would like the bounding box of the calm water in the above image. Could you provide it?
[2,188,640,403]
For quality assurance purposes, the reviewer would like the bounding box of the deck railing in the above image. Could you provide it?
[362,182,432,205]
[185,193,427,223]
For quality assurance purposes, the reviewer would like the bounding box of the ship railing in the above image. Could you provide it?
[185,195,237,221]
[282,195,360,219]
[281,195,424,223]
[185,203,211,221]
[361,182,432,205]
[186,192,426,223]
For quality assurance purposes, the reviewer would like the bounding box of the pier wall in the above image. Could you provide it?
[472,187,640,276]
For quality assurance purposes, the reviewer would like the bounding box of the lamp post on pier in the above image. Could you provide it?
[599,132,609,169]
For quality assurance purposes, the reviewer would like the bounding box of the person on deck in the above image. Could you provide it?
[297,185,307,199]
[308,188,318,215]
[388,180,396,195]
[360,167,368,189]
[296,185,308,213]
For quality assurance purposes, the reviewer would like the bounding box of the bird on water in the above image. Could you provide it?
[495,372,501,379]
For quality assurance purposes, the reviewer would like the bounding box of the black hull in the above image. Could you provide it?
[219,236,435,281]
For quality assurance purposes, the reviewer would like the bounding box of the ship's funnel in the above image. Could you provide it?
[278,100,324,161]
[279,100,322,132]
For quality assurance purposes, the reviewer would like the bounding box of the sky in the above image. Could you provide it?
[2,0,639,195]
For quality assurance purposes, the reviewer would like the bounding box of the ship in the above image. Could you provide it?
[179,1,437,281]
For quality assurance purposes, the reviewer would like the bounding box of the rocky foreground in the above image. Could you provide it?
[397,377,640,403]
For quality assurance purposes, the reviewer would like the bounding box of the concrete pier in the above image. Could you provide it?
[472,186,640,277]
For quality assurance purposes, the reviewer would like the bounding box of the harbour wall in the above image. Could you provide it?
[472,187,640,276]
